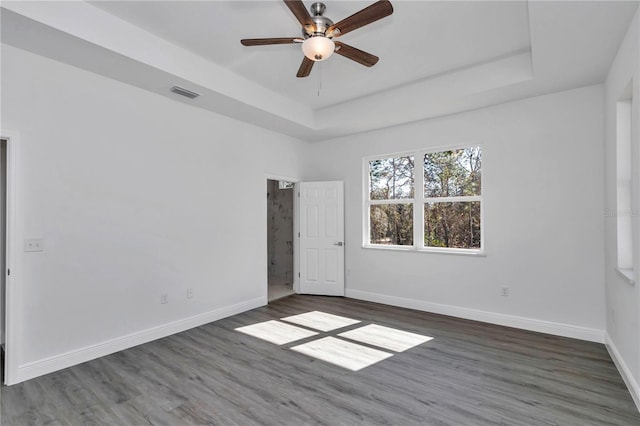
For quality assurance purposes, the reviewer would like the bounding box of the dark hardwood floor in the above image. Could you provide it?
[2,295,639,425]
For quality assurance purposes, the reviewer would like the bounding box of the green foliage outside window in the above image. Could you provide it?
[424,202,481,249]
[424,147,481,198]
[368,146,482,250]
[369,156,414,245]
[370,204,413,245]
[424,147,481,249]
[369,156,414,200]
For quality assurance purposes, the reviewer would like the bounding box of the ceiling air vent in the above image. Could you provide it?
[170,86,200,99]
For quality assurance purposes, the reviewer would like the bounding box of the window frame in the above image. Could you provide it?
[363,144,484,255]
[366,153,416,247]
[614,83,634,284]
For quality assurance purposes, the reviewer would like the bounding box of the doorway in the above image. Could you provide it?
[267,179,295,302]
[0,138,6,384]
[0,139,6,351]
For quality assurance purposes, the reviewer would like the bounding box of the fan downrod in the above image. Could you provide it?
[303,2,334,38]
[311,2,326,16]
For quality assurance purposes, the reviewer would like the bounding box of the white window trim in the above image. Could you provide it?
[363,144,484,255]
[615,267,635,285]
[615,84,634,279]
[369,198,414,205]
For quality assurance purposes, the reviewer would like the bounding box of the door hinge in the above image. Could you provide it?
[7,269,10,276]
[298,232,300,238]
[298,272,300,278]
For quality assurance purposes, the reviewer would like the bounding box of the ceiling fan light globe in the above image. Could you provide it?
[302,36,335,62]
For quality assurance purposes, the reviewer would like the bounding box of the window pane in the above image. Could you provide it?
[424,202,480,249]
[369,156,414,200]
[424,147,481,197]
[370,204,414,246]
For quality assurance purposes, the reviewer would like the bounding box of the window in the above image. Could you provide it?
[424,147,482,249]
[368,156,414,246]
[365,146,482,252]
[615,82,633,282]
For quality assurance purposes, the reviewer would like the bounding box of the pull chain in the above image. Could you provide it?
[317,62,322,97]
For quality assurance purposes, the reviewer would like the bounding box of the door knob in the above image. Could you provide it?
[333,242,343,246]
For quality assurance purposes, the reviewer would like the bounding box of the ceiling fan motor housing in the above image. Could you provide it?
[303,2,334,38]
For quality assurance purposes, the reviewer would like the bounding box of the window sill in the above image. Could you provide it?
[362,245,486,257]
[615,267,635,285]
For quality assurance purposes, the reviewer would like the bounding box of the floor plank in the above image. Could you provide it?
[2,295,638,425]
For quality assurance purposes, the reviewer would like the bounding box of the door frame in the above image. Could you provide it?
[1,129,21,385]
[265,174,300,295]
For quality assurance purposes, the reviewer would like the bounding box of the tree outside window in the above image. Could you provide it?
[366,146,482,251]
[368,156,414,246]
[424,147,481,249]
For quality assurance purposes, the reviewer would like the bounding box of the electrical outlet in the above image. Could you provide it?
[24,238,44,252]
[501,286,509,297]
[187,288,194,299]
[161,293,168,304]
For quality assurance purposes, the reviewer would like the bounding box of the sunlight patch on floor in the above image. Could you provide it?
[235,320,318,345]
[236,311,435,371]
[338,324,433,352]
[281,310,361,332]
[291,336,393,371]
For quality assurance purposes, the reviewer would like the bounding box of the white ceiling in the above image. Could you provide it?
[89,1,532,109]
[1,1,638,141]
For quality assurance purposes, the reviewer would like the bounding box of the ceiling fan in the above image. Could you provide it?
[240,0,393,78]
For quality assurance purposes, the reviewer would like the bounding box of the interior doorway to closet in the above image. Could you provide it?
[267,179,295,302]
[0,139,6,351]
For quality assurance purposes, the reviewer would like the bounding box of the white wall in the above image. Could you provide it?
[604,9,640,407]
[307,85,606,340]
[0,36,623,386]
[0,45,308,381]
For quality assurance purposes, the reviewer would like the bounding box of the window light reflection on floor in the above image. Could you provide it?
[291,336,393,371]
[235,320,317,345]
[280,310,361,332]
[338,324,433,352]
[235,311,435,371]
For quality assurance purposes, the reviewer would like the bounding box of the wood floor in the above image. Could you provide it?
[2,295,639,425]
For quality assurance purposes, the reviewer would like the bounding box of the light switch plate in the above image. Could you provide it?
[24,238,44,252]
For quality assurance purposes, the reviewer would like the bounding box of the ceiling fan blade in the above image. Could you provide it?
[284,0,315,28]
[296,57,314,78]
[241,38,302,46]
[334,42,379,67]
[327,0,393,37]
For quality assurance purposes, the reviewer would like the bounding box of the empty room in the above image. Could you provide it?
[1,1,639,424]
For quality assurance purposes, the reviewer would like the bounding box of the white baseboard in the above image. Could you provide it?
[346,289,604,343]
[12,296,267,385]
[605,332,640,412]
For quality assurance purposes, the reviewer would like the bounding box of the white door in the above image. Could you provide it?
[298,181,344,296]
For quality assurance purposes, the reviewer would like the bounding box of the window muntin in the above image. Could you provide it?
[365,146,482,252]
